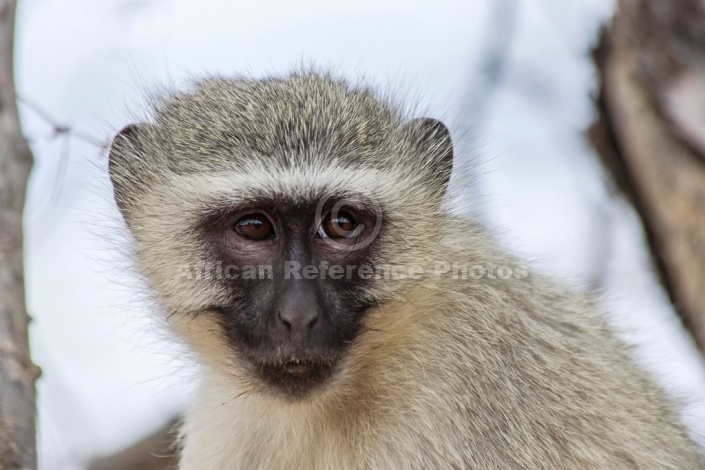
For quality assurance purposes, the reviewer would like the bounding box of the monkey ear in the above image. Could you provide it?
[404,118,453,193]
[108,123,152,220]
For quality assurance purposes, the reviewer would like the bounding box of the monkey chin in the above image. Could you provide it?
[251,357,338,401]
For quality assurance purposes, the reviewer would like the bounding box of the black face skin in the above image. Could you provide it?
[202,195,381,399]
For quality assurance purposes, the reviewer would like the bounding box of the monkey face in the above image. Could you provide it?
[200,196,383,398]
[107,73,454,401]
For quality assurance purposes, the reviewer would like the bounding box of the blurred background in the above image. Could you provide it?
[11,0,705,468]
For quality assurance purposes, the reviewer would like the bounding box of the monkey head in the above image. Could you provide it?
[108,73,453,399]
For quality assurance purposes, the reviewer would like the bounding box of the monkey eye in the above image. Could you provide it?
[318,211,358,239]
[233,214,275,241]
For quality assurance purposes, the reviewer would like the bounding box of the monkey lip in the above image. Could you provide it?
[282,358,311,376]
[252,356,337,398]
[264,357,332,377]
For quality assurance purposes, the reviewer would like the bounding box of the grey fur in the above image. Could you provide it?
[109,71,704,469]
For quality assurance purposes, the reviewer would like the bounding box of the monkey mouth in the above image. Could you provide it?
[252,355,337,399]
[281,358,313,376]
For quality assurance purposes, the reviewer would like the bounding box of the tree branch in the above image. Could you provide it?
[589,0,705,353]
[0,0,40,468]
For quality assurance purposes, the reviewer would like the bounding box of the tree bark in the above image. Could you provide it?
[589,0,705,354]
[0,0,40,468]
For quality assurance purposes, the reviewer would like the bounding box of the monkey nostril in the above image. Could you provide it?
[277,310,292,331]
[307,316,319,330]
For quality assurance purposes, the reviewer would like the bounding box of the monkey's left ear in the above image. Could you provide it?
[404,118,453,194]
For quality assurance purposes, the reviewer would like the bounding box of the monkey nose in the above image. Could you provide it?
[275,281,322,340]
[277,307,320,341]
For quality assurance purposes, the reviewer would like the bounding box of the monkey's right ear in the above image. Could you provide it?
[404,118,454,195]
[108,123,153,219]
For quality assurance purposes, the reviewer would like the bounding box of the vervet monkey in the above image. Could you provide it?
[109,72,704,469]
